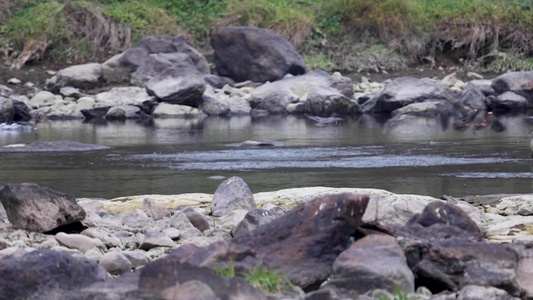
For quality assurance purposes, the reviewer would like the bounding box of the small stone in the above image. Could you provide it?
[467,72,484,79]
[8,78,21,85]
[211,176,256,217]
[99,249,132,275]
[162,227,180,240]
[46,70,56,76]
[139,231,177,250]
[178,227,204,240]
[24,82,34,88]
[55,232,105,253]
[142,198,170,219]
[123,250,150,269]
[85,247,104,261]
[182,207,210,232]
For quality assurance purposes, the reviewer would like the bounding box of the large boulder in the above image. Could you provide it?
[491,71,533,104]
[490,91,528,111]
[0,250,107,299]
[52,63,103,90]
[134,35,209,74]
[211,176,255,217]
[0,183,86,232]
[172,193,370,290]
[304,86,360,116]
[95,86,154,107]
[145,67,206,107]
[250,70,344,113]
[210,26,306,82]
[101,47,149,84]
[0,97,14,123]
[131,52,202,86]
[360,77,456,114]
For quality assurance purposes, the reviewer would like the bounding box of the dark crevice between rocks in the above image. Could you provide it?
[44,221,87,235]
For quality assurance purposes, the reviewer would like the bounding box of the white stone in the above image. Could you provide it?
[8,78,21,85]
[55,232,105,253]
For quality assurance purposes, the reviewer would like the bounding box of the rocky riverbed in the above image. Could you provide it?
[1,180,533,299]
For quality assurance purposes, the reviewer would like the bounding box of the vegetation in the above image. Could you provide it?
[216,261,296,295]
[1,0,533,72]
[376,285,410,300]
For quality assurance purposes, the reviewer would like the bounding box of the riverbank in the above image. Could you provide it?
[1,182,533,299]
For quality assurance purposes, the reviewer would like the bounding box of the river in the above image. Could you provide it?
[1,114,532,199]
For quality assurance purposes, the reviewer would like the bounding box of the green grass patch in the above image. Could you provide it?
[485,52,533,73]
[304,53,337,71]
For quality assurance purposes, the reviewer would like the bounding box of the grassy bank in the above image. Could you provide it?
[1,0,533,73]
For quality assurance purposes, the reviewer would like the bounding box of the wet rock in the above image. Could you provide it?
[360,77,455,114]
[250,70,339,113]
[52,63,103,90]
[99,249,132,275]
[325,234,414,295]
[105,105,141,120]
[0,140,110,152]
[152,102,206,118]
[211,26,306,83]
[0,183,86,232]
[146,67,206,107]
[391,100,454,118]
[142,197,170,219]
[492,91,528,111]
[11,99,32,122]
[55,232,105,253]
[0,96,14,123]
[211,176,256,217]
[304,86,360,117]
[491,71,533,103]
[139,231,177,250]
[80,105,111,120]
[0,250,107,299]
[232,208,282,237]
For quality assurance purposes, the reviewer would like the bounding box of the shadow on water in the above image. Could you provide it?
[1,113,533,199]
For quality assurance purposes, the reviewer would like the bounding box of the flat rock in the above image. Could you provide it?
[55,232,105,253]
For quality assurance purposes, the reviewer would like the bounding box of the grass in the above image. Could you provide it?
[2,0,533,71]
[303,53,337,71]
[216,261,296,295]
[376,285,410,300]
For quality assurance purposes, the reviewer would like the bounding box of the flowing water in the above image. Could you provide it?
[1,114,533,199]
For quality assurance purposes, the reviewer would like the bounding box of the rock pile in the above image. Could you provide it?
[1,180,533,299]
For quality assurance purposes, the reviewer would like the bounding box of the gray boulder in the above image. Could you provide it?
[490,91,528,111]
[101,47,150,84]
[52,63,103,90]
[199,87,231,116]
[146,67,206,107]
[325,234,414,295]
[492,71,533,103]
[131,52,200,86]
[391,100,454,118]
[105,105,141,120]
[152,103,206,118]
[250,70,342,113]
[361,77,456,114]
[95,86,154,107]
[134,35,209,74]
[0,97,14,123]
[304,86,360,117]
[139,231,177,250]
[211,176,256,217]
[211,26,306,82]
[0,183,86,232]
[0,84,12,98]
[182,207,210,232]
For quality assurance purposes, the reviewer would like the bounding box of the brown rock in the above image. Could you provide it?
[0,183,86,232]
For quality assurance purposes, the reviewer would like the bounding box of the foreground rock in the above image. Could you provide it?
[0,183,86,232]
[172,193,370,290]
[0,250,107,299]
[211,26,306,83]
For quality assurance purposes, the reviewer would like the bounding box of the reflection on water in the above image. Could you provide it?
[1,114,533,199]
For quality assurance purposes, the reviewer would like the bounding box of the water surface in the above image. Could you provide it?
[1,114,532,199]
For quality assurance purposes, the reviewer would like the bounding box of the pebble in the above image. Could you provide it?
[7,78,21,84]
